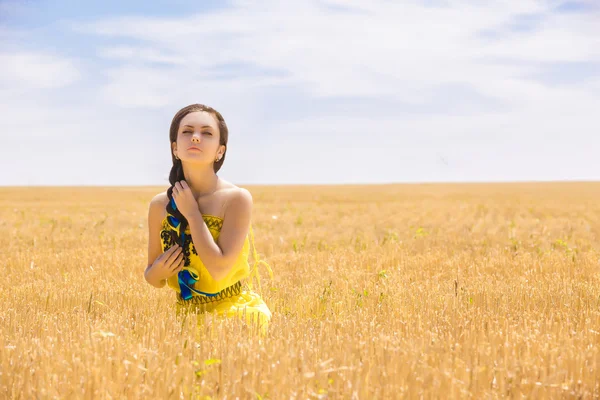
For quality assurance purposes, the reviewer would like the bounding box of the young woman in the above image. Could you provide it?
[144,104,272,333]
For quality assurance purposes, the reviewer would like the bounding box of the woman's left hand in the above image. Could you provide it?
[172,181,200,220]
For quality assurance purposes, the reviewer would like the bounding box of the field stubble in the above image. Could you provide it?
[1,182,600,398]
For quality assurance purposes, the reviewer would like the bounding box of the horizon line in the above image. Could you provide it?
[2,179,600,188]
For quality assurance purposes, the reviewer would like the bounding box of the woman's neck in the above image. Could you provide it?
[182,163,219,198]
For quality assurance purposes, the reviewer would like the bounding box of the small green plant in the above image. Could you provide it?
[292,235,307,252]
[509,237,520,252]
[552,238,578,262]
[414,227,429,238]
[192,358,221,378]
[352,288,369,307]
[382,230,399,245]
[319,280,333,303]
[353,235,368,252]
[317,239,329,251]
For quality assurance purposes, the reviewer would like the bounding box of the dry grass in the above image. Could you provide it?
[1,182,600,399]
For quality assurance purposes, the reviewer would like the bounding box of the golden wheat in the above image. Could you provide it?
[1,182,600,398]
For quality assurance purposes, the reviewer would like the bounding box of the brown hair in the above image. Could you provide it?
[166,104,229,245]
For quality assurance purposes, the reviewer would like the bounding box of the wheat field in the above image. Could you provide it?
[1,182,600,399]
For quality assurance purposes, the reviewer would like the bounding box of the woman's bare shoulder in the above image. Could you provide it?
[148,191,169,220]
[217,181,252,219]
[150,191,170,206]
[217,178,237,190]
[218,180,251,201]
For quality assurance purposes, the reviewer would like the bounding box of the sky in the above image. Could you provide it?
[0,0,599,186]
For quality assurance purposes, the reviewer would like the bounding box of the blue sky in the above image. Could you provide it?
[1,0,599,186]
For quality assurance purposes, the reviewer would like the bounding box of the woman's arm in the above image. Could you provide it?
[144,194,169,288]
[187,188,253,281]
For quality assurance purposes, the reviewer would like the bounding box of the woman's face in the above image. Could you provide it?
[172,111,225,165]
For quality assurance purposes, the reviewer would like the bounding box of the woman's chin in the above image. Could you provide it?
[181,157,211,166]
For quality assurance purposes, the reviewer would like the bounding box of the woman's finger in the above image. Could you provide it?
[164,246,182,266]
[170,257,184,272]
[161,245,178,260]
[171,257,184,271]
[168,252,184,269]
[172,252,184,265]
[156,246,175,264]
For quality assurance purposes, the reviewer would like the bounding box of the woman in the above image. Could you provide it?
[144,103,272,333]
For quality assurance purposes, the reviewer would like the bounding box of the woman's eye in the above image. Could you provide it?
[182,131,211,135]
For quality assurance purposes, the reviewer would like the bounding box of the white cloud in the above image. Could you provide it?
[73,0,600,109]
[1,0,599,184]
[0,52,81,90]
[97,46,187,65]
[100,65,179,108]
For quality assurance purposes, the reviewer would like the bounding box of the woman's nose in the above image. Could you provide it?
[191,132,201,142]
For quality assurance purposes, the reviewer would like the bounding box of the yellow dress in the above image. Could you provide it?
[160,213,272,334]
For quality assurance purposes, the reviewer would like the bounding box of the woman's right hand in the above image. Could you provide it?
[147,244,185,283]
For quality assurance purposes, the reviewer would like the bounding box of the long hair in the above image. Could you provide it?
[166,104,229,245]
